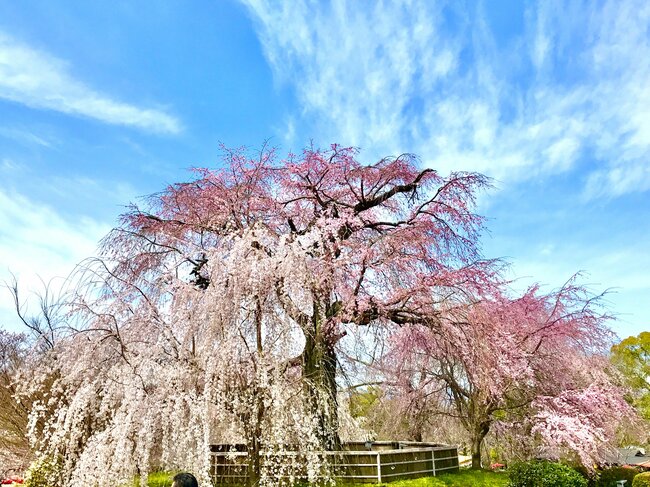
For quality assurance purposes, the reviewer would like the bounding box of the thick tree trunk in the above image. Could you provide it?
[470,422,490,470]
[246,391,264,487]
[302,311,341,451]
[247,301,265,486]
[470,437,482,470]
[412,429,423,443]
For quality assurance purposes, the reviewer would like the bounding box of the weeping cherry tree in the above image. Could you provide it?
[21,144,495,486]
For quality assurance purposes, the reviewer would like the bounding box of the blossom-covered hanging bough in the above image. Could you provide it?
[21,145,496,487]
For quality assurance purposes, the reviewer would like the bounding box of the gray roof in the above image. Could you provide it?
[612,448,650,467]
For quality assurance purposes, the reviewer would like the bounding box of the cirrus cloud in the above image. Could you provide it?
[241,0,650,199]
[0,32,181,135]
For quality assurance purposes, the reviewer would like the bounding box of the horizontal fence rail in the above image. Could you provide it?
[210,443,459,484]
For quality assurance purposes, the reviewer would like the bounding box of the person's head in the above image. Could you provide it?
[172,472,198,487]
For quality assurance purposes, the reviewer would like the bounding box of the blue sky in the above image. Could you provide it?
[0,0,648,339]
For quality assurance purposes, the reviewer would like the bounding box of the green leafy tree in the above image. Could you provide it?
[349,387,382,419]
[612,332,650,420]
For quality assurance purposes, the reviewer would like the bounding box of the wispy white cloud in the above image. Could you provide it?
[0,33,182,134]
[0,126,54,147]
[1,157,24,172]
[241,0,650,198]
[0,187,111,332]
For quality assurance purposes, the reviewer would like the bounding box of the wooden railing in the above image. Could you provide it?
[210,443,459,484]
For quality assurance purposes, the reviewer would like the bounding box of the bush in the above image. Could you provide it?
[633,471,650,487]
[596,466,640,487]
[508,460,588,487]
[24,456,63,487]
[571,464,596,487]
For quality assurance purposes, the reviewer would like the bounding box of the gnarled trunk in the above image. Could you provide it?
[470,422,490,469]
[247,300,265,486]
[246,389,265,487]
[302,309,340,451]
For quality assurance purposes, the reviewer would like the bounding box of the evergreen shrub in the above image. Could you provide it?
[508,460,588,487]
[633,472,650,487]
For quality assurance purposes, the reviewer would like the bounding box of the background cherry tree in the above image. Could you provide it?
[383,277,636,469]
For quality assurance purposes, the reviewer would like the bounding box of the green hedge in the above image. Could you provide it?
[633,472,650,487]
[508,460,588,487]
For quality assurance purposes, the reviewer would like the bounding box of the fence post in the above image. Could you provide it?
[431,449,436,476]
[376,452,382,483]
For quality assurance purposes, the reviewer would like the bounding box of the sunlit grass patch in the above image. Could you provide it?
[343,469,508,486]
[131,470,176,487]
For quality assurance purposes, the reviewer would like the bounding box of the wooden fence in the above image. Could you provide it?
[210,443,459,484]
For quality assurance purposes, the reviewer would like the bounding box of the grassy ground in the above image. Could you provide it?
[369,470,508,486]
[137,469,508,487]
[133,471,177,487]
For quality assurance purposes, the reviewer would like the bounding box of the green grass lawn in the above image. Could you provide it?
[368,470,508,486]
[133,471,176,487]
[137,469,508,487]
